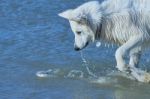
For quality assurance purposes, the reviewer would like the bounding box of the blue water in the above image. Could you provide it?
[0,0,150,99]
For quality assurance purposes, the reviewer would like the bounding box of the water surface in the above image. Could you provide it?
[0,0,150,99]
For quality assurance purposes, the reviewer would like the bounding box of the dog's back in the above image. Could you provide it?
[101,0,150,13]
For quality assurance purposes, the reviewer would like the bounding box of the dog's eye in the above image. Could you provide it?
[76,31,81,35]
[77,21,85,25]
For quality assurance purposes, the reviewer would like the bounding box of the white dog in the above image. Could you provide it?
[59,0,150,83]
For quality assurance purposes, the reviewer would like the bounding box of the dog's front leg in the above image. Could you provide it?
[129,47,150,83]
[115,46,128,72]
[115,35,143,72]
[129,47,141,68]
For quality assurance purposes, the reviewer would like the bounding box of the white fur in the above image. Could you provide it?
[59,0,150,83]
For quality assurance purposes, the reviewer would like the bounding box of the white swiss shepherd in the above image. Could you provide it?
[59,0,150,83]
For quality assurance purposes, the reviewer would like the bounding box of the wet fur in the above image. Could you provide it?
[59,0,150,83]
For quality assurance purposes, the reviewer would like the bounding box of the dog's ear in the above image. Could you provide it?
[58,9,88,24]
[58,9,73,20]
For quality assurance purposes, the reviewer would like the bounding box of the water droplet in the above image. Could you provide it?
[96,42,101,47]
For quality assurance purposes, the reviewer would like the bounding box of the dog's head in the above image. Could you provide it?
[59,1,101,51]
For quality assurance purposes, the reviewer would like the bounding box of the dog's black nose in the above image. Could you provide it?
[74,47,80,51]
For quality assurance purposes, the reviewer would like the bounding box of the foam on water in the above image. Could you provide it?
[36,68,61,78]
[91,76,118,85]
[65,70,84,78]
[91,71,136,85]
[36,68,85,79]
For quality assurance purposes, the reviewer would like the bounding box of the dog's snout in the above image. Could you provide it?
[74,46,80,51]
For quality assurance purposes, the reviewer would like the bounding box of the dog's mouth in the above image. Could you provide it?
[74,42,89,51]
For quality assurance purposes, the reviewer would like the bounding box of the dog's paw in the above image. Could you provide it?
[131,68,150,83]
[116,64,130,73]
[143,73,150,83]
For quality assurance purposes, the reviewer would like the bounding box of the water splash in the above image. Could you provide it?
[80,51,98,78]
[36,68,85,79]
[66,70,84,78]
[36,51,98,79]
[36,69,60,78]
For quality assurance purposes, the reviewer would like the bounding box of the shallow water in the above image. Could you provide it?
[0,0,150,99]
